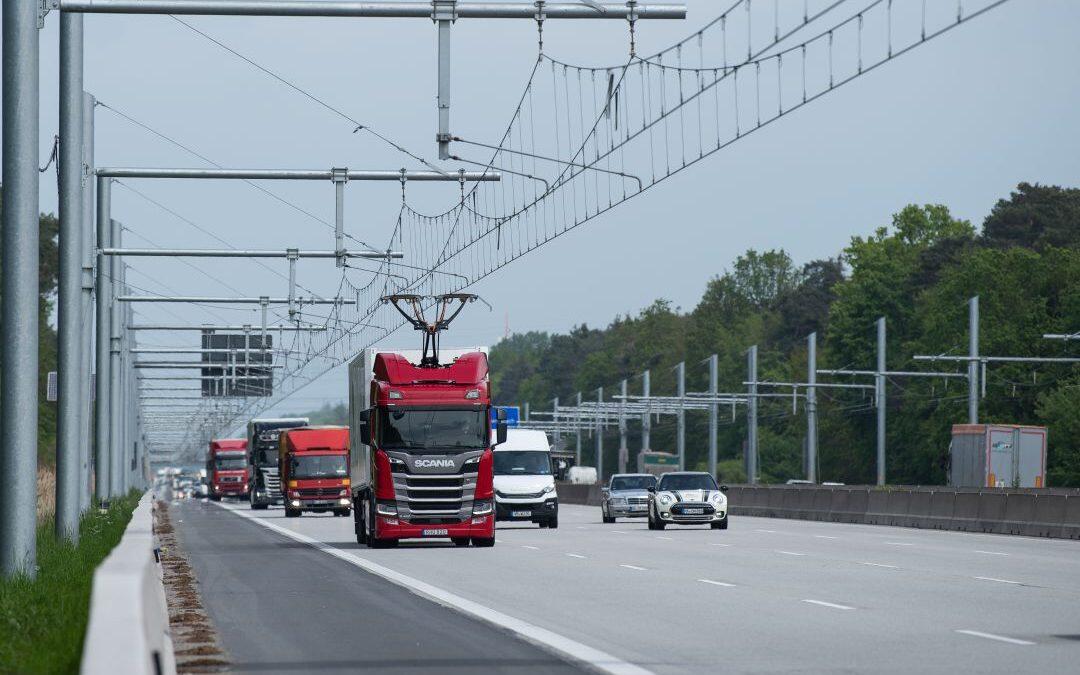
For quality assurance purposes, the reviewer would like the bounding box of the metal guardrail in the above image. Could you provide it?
[81,493,176,675]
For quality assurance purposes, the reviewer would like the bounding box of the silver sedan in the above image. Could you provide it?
[601,473,658,523]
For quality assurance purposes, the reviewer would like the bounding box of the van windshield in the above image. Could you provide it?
[494,451,551,476]
[379,408,487,451]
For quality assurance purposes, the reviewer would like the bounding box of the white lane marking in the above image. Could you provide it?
[802,599,854,611]
[619,564,648,571]
[212,502,653,675]
[495,538,504,543]
[655,536,673,541]
[885,542,914,546]
[522,545,540,550]
[698,579,736,588]
[955,630,1034,646]
[755,529,778,533]
[776,550,807,557]
[566,553,587,559]
[814,535,838,540]
[974,576,1020,585]
[860,562,899,569]
[975,550,1008,556]
[576,526,587,530]
[611,530,628,534]
[710,543,732,547]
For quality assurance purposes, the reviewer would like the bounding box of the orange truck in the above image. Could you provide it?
[279,426,351,518]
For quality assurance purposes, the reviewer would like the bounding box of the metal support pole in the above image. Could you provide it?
[596,386,604,482]
[575,391,582,466]
[57,9,85,543]
[331,167,347,266]
[641,370,651,453]
[287,249,298,317]
[676,361,685,471]
[876,317,886,486]
[708,354,718,479]
[1,0,40,576]
[434,0,455,159]
[968,296,979,425]
[747,346,758,485]
[618,379,628,474]
[807,332,818,484]
[79,92,96,513]
[110,223,124,496]
[94,177,112,501]
[552,396,560,453]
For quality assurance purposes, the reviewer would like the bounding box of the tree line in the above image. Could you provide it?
[488,183,1080,487]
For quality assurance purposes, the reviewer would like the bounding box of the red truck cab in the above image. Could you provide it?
[349,349,506,548]
[280,426,351,518]
[207,439,249,501]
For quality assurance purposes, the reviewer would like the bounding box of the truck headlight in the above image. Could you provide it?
[339,498,351,506]
[658,493,674,506]
[376,502,397,516]
[290,500,301,507]
[339,489,348,497]
[473,500,493,516]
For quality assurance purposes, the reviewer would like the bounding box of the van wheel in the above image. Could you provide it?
[547,516,558,529]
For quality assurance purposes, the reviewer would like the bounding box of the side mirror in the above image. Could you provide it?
[495,421,508,445]
[496,408,508,422]
[720,485,729,493]
[357,409,371,446]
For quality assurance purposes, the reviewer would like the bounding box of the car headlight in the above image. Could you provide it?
[710,492,725,505]
[611,497,627,506]
[658,493,674,506]
[542,484,555,494]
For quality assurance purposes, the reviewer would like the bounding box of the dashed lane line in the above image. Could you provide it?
[522,545,540,550]
[802,599,855,611]
[814,535,838,540]
[698,579,736,587]
[860,562,899,569]
[655,536,673,541]
[755,529,778,533]
[974,550,1009,556]
[211,502,653,675]
[776,550,807,557]
[566,553,587,559]
[974,576,1020,585]
[955,630,1034,646]
[885,542,915,546]
[619,564,648,571]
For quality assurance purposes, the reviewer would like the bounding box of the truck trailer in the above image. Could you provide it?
[348,346,506,547]
[206,438,249,501]
[280,426,351,518]
[247,417,309,509]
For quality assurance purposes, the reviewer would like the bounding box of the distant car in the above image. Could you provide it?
[648,471,728,530]
[601,473,657,523]
[786,479,813,485]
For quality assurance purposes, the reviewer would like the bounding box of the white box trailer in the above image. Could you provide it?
[950,424,1048,488]
[346,346,488,491]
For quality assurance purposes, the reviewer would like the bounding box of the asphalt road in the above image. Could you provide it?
[178,500,1080,674]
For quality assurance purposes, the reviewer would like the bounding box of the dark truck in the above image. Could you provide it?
[247,417,309,509]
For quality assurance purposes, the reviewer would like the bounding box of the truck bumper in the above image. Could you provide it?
[287,497,351,511]
[375,514,494,540]
[213,484,249,496]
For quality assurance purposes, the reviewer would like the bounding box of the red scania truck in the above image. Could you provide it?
[280,426,351,518]
[348,293,507,548]
[206,439,249,501]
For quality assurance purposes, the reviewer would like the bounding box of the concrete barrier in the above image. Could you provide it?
[82,493,175,675]
[905,490,932,529]
[928,490,955,530]
[1062,495,1080,540]
[976,491,1008,534]
[1031,494,1066,538]
[1002,493,1036,536]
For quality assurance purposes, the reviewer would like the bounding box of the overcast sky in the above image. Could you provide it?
[16,0,1080,416]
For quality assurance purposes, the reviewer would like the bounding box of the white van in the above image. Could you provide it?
[493,429,558,528]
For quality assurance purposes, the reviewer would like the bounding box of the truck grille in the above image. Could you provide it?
[297,487,342,498]
[262,468,281,498]
[218,476,242,484]
[394,472,476,518]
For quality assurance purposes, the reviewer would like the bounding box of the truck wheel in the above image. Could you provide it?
[452,537,470,547]
[210,494,221,502]
[369,536,398,549]
[354,502,368,545]
[472,537,495,548]
[334,508,350,517]
[603,514,615,524]
[285,507,300,518]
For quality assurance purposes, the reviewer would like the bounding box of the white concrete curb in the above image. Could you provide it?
[81,493,176,675]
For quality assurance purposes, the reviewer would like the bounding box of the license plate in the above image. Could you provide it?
[422,528,448,536]
[512,510,532,518]
[684,508,704,515]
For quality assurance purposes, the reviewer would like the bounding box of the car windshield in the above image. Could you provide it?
[214,457,245,470]
[379,408,487,451]
[610,475,657,491]
[290,455,348,479]
[494,451,551,476]
[658,474,718,491]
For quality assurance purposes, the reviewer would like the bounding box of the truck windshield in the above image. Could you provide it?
[253,449,278,467]
[214,457,246,471]
[379,408,487,451]
[290,455,348,479]
[494,451,551,476]
[610,475,656,491]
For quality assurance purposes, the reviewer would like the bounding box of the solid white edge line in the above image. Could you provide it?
[697,579,735,587]
[802,599,855,610]
[974,576,1021,585]
[211,501,653,675]
[955,630,1034,646]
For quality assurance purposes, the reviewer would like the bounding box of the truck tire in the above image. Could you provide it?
[285,507,300,518]
[369,536,398,549]
[354,501,368,545]
[209,494,221,502]
[452,537,470,547]
[472,537,495,547]
[334,508,350,517]
[603,514,615,524]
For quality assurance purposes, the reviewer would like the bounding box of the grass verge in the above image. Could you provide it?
[0,491,142,674]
